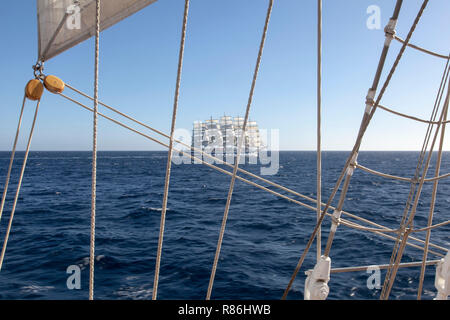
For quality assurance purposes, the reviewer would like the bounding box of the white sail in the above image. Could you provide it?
[37,0,157,61]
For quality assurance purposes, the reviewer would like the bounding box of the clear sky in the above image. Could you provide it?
[0,0,449,151]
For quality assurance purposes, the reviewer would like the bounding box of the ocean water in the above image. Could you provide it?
[0,151,448,300]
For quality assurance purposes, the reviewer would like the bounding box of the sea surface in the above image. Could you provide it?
[0,151,448,300]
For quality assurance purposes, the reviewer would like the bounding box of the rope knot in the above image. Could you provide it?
[346,152,359,176]
[383,18,398,46]
[331,210,342,227]
[384,18,397,39]
[411,176,420,184]
[365,89,376,114]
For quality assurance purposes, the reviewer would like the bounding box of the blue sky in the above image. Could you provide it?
[0,0,449,151]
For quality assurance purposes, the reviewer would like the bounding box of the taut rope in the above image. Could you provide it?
[316,0,323,263]
[152,0,190,300]
[59,85,448,256]
[0,95,27,225]
[206,0,274,300]
[417,85,448,299]
[89,0,100,301]
[0,99,42,271]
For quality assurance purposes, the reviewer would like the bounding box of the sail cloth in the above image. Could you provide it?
[37,0,157,61]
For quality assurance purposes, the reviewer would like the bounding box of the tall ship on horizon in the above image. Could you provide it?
[192,116,264,157]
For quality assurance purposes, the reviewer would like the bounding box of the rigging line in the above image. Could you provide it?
[61,84,447,255]
[66,83,330,209]
[356,164,413,182]
[282,0,431,299]
[322,170,352,256]
[316,0,322,262]
[322,0,408,263]
[378,104,450,125]
[89,0,100,301]
[412,220,450,233]
[382,77,450,300]
[381,53,449,299]
[0,99,41,271]
[57,92,448,258]
[417,89,448,300]
[394,35,449,60]
[382,70,450,297]
[370,0,403,91]
[0,95,27,224]
[380,0,441,298]
[339,220,399,233]
[206,0,274,301]
[424,172,450,182]
[322,259,441,274]
[60,84,450,255]
[153,0,190,301]
[364,0,434,253]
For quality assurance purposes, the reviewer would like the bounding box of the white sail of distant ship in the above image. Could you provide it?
[192,116,264,158]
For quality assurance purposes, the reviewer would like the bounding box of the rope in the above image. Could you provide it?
[89,0,100,301]
[357,163,450,184]
[378,104,450,124]
[0,95,27,224]
[424,172,450,182]
[412,220,450,233]
[316,0,322,262]
[417,91,448,299]
[0,99,41,271]
[377,53,450,296]
[59,83,450,256]
[63,80,446,250]
[340,220,400,234]
[206,0,273,300]
[323,172,352,256]
[319,0,407,256]
[394,35,449,60]
[282,0,426,299]
[381,67,449,300]
[58,91,449,260]
[152,0,190,301]
[356,164,413,182]
[381,62,450,298]
[63,84,417,225]
[321,259,441,274]
[381,46,449,300]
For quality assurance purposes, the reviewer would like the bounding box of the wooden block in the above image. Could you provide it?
[25,79,44,101]
[44,75,65,94]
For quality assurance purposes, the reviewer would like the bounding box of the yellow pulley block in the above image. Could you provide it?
[44,75,65,94]
[25,79,44,101]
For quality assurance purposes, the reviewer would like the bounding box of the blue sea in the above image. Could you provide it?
[0,151,448,300]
